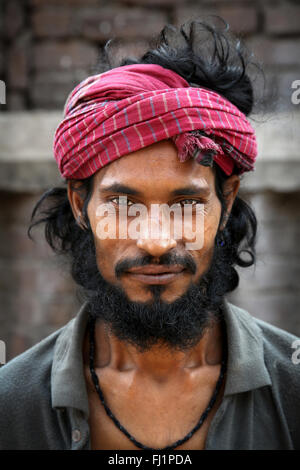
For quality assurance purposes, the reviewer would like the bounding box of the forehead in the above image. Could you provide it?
[93,140,215,193]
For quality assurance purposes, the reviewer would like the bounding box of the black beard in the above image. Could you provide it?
[75,231,230,353]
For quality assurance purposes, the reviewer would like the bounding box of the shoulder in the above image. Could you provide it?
[228,302,299,366]
[226,301,300,391]
[252,315,300,399]
[0,325,64,390]
[0,324,67,449]
[254,316,300,448]
[255,316,300,364]
[228,302,300,448]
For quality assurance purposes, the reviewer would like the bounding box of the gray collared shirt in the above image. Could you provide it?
[0,299,299,450]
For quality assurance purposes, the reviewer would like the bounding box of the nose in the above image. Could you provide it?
[136,237,177,258]
[135,204,178,257]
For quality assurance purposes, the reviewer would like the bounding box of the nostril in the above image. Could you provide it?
[136,237,177,258]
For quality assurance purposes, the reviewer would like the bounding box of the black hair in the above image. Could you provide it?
[28,19,258,296]
[117,19,255,115]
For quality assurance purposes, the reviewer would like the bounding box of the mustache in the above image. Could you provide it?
[115,251,197,279]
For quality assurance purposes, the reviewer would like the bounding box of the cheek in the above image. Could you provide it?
[87,201,118,282]
[203,197,222,238]
[184,198,221,250]
[93,238,121,283]
[192,199,222,274]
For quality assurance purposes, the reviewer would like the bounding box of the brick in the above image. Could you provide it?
[0,224,51,260]
[118,0,182,5]
[3,0,24,39]
[32,6,74,38]
[30,82,72,108]
[249,192,300,224]
[0,192,45,226]
[0,266,79,359]
[0,263,19,292]
[8,331,32,360]
[265,4,300,35]
[33,40,98,70]
[43,296,79,328]
[0,2,4,39]
[7,33,31,89]
[174,5,257,35]
[79,6,167,41]
[0,44,4,76]
[30,0,100,5]
[201,0,254,2]
[35,264,76,296]
[6,91,26,110]
[247,37,300,66]
[32,5,168,40]
[30,70,88,108]
[33,69,88,86]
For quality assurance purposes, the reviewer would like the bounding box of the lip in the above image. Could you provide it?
[126,265,186,285]
[127,264,185,275]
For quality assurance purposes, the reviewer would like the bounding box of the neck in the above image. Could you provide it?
[84,317,225,382]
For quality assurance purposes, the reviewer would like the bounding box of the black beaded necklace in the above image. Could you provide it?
[88,316,227,451]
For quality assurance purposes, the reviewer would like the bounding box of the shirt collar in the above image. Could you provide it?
[51,301,90,418]
[222,299,272,395]
[51,298,272,415]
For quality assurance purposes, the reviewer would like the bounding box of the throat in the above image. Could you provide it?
[83,315,225,380]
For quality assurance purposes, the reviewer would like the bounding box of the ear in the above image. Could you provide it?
[220,175,240,230]
[67,180,87,230]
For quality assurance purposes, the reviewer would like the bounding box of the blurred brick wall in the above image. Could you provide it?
[0,0,299,362]
[0,0,300,111]
[228,190,300,336]
[0,190,80,361]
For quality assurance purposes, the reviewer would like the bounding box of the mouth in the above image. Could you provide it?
[125,265,187,285]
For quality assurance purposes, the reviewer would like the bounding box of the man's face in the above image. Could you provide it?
[68,139,239,351]
[85,140,225,302]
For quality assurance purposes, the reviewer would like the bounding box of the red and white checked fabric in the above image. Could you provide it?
[53,64,257,179]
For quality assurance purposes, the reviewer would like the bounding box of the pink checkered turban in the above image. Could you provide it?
[53,64,257,179]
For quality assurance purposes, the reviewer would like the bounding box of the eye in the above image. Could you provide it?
[110,197,134,207]
[179,199,204,207]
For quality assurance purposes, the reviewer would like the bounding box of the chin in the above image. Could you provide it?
[123,282,190,305]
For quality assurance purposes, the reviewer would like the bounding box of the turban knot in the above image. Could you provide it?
[53,64,257,179]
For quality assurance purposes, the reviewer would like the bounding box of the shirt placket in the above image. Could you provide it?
[69,408,91,450]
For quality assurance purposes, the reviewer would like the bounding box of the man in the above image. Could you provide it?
[0,20,299,450]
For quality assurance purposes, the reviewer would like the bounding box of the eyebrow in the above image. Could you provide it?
[99,183,210,197]
[100,183,141,196]
[171,185,210,197]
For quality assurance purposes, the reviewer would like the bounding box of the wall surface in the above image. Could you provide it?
[1,0,300,113]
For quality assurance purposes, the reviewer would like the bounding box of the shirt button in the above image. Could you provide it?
[72,429,81,442]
